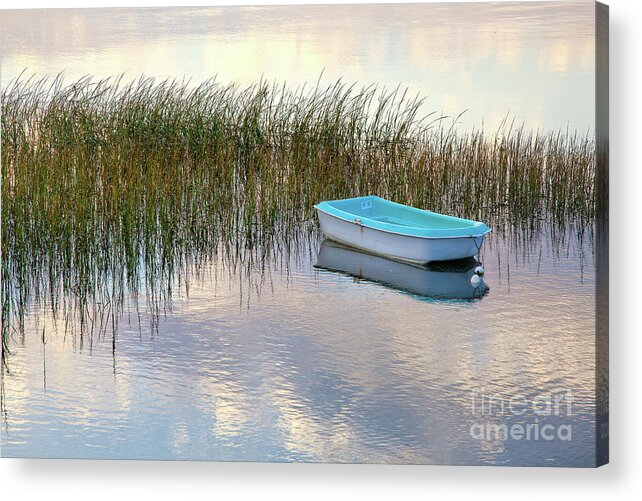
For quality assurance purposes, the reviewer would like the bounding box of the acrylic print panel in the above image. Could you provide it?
[0,1,608,466]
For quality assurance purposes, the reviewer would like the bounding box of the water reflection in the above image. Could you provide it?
[1,219,597,465]
[0,2,595,132]
[315,240,488,301]
[1,218,591,359]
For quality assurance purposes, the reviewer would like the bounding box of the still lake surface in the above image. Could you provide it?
[1,3,598,465]
[2,225,596,465]
[1,2,595,132]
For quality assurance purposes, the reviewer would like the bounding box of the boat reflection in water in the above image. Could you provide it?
[315,240,489,301]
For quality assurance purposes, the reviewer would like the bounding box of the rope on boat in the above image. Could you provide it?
[470,235,483,260]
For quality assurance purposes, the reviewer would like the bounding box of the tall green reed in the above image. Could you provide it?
[1,75,596,359]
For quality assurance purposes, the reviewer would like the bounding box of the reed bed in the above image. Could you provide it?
[1,75,596,357]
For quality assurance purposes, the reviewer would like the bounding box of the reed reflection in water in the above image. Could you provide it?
[1,221,596,466]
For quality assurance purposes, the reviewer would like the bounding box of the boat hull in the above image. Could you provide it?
[316,209,486,264]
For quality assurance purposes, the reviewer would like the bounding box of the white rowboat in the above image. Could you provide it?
[314,196,490,264]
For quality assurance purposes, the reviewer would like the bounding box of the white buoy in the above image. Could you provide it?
[474,265,485,276]
[471,274,482,287]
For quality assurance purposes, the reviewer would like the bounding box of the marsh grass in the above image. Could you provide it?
[1,75,596,359]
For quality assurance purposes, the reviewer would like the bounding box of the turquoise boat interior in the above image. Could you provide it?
[315,196,490,238]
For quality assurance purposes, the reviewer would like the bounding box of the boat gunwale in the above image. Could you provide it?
[314,197,492,240]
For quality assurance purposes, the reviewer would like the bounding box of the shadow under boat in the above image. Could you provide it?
[314,239,489,301]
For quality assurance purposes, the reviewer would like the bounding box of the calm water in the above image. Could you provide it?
[1,2,595,132]
[2,225,596,465]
